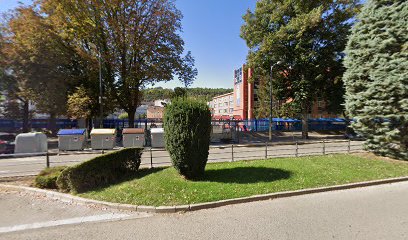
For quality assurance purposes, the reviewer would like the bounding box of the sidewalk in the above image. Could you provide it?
[0,188,150,234]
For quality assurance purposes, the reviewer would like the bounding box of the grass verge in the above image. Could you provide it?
[79,154,408,206]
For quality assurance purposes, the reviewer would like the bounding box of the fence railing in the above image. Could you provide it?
[0,140,364,178]
[0,118,348,132]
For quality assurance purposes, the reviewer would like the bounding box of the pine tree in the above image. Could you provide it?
[344,0,408,160]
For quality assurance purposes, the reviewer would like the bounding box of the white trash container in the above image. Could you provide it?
[122,128,145,148]
[90,129,116,150]
[14,132,48,154]
[150,128,165,148]
[57,129,87,151]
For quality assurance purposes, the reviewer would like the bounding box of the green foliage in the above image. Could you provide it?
[172,87,187,99]
[41,0,196,127]
[163,98,212,179]
[118,112,129,120]
[66,86,93,119]
[142,87,233,102]
[3,7,77,118]
[80,154,408,206]
[343,0,408,160]
[34,166,67,189]
[241,0,360,137]
[56,148,142,193]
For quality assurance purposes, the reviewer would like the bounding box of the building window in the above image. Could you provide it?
[234,67,243,84]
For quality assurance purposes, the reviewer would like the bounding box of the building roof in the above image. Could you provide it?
[211,92,234,100]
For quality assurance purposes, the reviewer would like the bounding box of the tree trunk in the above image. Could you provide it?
[127,109,136,128]
[301,105,309,139]
[22,100,30,133]
[48,113,57,136]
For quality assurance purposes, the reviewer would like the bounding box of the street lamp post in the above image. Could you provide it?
[269,61,282,141]
[98,49,103,128]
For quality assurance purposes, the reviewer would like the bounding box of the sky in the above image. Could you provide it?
[0,0,257,89]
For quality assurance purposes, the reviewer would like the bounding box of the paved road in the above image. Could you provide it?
[0,188,151,235]
[1,181,407,239]
[0,141,364,178]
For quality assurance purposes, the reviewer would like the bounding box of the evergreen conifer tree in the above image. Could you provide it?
[344,0,408,159]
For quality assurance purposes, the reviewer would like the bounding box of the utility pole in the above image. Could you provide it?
[269,61,282,141]
[98,49,103,128]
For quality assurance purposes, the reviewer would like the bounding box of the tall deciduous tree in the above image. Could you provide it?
[40,0,197,127]
[2,6,82,133]
[343,0,408,160]
[1,19,33,132]
[241,0,360,138]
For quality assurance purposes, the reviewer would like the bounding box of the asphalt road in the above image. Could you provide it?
[1,180,407,239]
[0,141,363,178]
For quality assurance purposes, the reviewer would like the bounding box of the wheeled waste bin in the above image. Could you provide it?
[122,128,145,148]
[57,129,87,151]
[14,132,48,154]
[150,128,165,148]
[90,129,116,150]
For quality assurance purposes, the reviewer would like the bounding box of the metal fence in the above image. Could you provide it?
[0,118,348,133]
[0,140,364,178]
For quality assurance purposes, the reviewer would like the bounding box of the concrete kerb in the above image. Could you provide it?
[1,176,408,214]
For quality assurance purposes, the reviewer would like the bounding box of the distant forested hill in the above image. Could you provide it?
[142,87,233,102]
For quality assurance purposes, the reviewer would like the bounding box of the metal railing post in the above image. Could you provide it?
[348,139,351,153]
[150,147,153,168]
[101,138,105,154]
[46,151,50,168]
[265,142,268,159]
[322,140,326,155]
[295,141,298,157]
[231,144,234,162]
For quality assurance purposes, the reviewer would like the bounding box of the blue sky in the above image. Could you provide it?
[0,0,256,89]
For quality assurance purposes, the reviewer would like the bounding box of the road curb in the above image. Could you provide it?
[1,176,408,214]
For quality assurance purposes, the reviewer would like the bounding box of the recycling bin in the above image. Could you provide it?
[14,132,48,154]
[57,129,87,151]
[90,129,116,150]
[122,128,145,148]
[150,128,165,148]
[211,125,223,142]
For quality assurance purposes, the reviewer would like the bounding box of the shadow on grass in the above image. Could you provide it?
[123,167,166,181]
[82,167,167,193]
[202,167,292,184]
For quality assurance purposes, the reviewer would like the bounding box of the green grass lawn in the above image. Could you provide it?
[79,154,408,206]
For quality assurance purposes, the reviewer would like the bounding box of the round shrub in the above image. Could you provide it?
[56,148,142,193]
[34,166,67,189]
[164,98,212,179]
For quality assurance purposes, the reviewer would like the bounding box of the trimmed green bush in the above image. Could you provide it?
[56,148,142,193]
[34,166,67,189]
[164,98,211,179]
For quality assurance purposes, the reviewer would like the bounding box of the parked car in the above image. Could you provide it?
[0,133,16,154]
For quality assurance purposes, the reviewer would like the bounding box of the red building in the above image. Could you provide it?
[232,65,256,120]
[209,64,337,120]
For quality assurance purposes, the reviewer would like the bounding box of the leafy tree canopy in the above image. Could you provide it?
[39,0,197,127]
[142,87,233,102]
[241,0,360,138]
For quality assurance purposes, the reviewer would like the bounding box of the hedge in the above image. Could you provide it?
[163,97,211,179]
[34,166,67,189]
[56,148,142,193]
